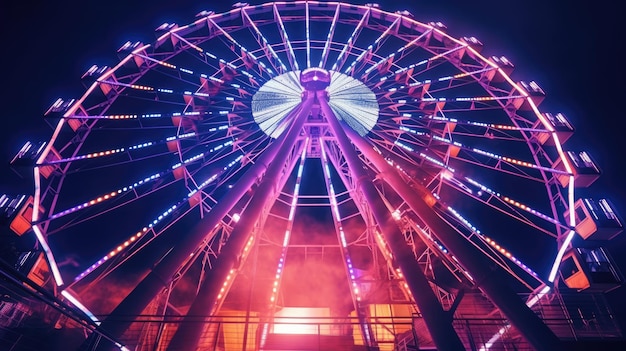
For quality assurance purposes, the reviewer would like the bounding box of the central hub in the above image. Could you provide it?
[300,68,331,91]
[252,70,378,138]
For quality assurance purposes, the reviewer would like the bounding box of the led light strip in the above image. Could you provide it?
[344,17,401,73]
[242,8,288,72]
[331,6,370,71]
[273,3,300,71]
[447,206,541,278]
[464,177,561,226]
[320,138,373,344]
[396,127,569,175]
[49,139,233,221]
[258,139,309,348]
[207,17,274,75]
[73,154,244,283]
[44,132,197,165]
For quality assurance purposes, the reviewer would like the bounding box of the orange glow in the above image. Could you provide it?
[272,307,331,335]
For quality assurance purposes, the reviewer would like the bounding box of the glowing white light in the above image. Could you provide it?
[61,290,100,325]
[548,229,576,282]
[31,225,64,286]
[251,71,303,138]
[327,71,379,136]
[392,209,402,220]
[252,70,379,138]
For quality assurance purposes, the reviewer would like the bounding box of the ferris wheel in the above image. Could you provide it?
[11,1,624,350]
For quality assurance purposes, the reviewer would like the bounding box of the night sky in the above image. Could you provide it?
[1,0,625,341]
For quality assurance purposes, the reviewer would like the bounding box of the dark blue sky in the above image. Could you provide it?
[1,0,625,337]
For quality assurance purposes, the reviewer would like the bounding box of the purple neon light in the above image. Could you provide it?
[423,114,553,134]
[45,132,197,165]
[273,3,300,71]
[242,8,287,72]
[320,138,373,344]
[446,206,540,278]
[206,17,275,76]
[49,138,236,222]
[343,16,400,73]
[331,6,369,72]
[465,177,561,226]
[365,37,464,76]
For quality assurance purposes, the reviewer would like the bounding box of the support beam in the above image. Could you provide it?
[319,143,377,348]
[317,90,466,351]
[345,125,565,351]
[90,95,313,351]
[165,92,315,351]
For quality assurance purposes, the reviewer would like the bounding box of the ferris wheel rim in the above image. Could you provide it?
[29,2,577,332]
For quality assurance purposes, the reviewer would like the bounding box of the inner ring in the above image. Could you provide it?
[252,70,379,138]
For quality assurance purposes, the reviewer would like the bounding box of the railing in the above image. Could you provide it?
[0,291,623,350]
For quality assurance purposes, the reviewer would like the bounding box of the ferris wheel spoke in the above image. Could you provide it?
[365,33,440,84]
[434,206,545,288]
[439,175,566,237]
[130,51,220,88]
[430,66,497,86]
[421,115,550,143]
[374,119,563,183]
[227,130,273,161]
[452,144,567,181]
[305,1,311,68]
[167,33,271,85]
[96,78,211,105]
[377,120,559,188]
[343,16,401,75]
[43,132,244,228]
[269,3,300,71]
[373,124,431,152]
[371,128,556,201]
[134,53,262,101]
[366,132,437,175]
[370,126,454,169]
[40,131,196,167]
[374,66,498,98]
[41,170,180,229]
[318,3,341,69]
[73,199,237,295]
[185,151,246,192]
[241,8,290,73]
[463,177,566,231]
[330,6,371,72]
[362,40,467,84]
[69,195,200,286]
[206,17,278,78]
[174,138,241,176]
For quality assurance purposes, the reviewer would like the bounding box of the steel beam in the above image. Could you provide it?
[90,94,313,350]
[317,90,466,351]
[345,125,565,351]
[165,92,315,351]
